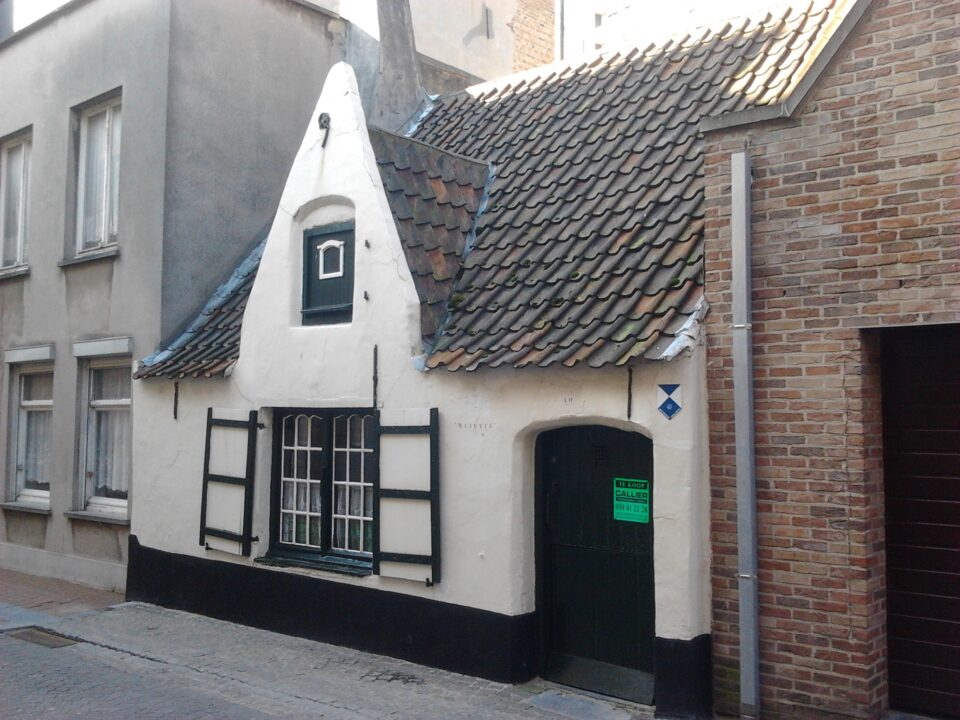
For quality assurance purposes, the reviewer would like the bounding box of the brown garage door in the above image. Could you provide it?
[883,324,960,719]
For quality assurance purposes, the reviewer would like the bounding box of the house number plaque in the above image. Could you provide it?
[613,477,649,523]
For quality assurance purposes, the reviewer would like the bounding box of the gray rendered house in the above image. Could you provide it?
[0,0,483,591]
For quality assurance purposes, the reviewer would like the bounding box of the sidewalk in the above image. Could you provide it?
[0,569,653,720]
[0,568,122,630]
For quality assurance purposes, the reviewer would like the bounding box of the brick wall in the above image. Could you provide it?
[512,0,554,71]
[703,0,959,717]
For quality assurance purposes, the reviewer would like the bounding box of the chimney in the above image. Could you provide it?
[368,0,427,133]
[0,0,14,43]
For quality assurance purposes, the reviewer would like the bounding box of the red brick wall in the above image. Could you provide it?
[703,0,959,717]
[512,0,554,71]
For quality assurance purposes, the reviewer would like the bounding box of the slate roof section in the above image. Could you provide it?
[367,128,490,344]
[135,236,266,379]
[411,0,849,370]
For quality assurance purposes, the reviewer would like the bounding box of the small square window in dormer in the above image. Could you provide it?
[317,239,344,280]
[303,223,354,326]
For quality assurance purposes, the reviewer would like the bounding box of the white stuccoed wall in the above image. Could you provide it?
[131,62,710,642]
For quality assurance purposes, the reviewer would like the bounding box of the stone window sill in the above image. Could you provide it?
[58,246,119,269]
[0,501,51,516]
[0,265,29,282]
[64,510,130,526]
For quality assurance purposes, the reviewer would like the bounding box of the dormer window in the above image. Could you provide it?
[302,223,354,325]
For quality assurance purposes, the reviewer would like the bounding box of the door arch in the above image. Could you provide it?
[536,425,655,703]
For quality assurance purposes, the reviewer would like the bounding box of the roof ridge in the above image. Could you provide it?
[368,125,490,171]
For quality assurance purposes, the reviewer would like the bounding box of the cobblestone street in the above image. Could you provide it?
[0,570,651,719]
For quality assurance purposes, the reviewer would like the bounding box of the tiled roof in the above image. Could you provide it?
[411,0,848,370]
[135,236,266,379]
[368,128,490,344]
[136,0,854,380]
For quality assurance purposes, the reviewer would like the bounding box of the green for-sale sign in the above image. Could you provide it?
[613,477,649,523]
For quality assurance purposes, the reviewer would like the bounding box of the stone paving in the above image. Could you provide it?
[0,568,122,630]
[0,571,653,720]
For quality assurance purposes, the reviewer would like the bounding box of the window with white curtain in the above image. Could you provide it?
[330,414,375,554]
[271,410,375,569]
[80,361,131,513]
[0,132,30,268]
[8,366,52,505]
[76,96,121,253]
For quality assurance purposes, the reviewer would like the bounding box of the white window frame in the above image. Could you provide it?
[77,358,131,515]
[316,239,344,280]
[278,413,326,549]
[75,96,121,254]
[330,414,374,555]
[7,364,52,506]
[0,132,31,269]
[273,410,374,560]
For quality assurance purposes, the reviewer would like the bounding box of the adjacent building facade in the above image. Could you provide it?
[702,0,959,717]
[0,0,346,591]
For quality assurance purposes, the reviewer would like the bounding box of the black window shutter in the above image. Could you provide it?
[374,408,441,585]
[199,408,259,556]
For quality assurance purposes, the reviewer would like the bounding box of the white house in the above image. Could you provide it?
[130,4,844,712]
[130,61,709,714]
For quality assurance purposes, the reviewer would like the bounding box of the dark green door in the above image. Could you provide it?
[537,426,655,703]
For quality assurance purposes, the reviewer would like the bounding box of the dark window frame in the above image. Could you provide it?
[265,407,376,576]
[302,223,355,326]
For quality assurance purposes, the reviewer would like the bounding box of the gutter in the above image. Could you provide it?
[731,150,759,718]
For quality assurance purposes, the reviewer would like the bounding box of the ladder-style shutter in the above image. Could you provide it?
[375,408,440,585]
[199,408,259,556]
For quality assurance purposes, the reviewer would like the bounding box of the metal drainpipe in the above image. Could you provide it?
[731,150,760,719]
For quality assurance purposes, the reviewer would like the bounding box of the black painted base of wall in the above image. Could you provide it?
[654,634,713,719]
[126,536,537,683]
[127,537,712,715]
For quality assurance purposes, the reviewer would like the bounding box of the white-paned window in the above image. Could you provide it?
[274,410,374,563]
[0,133,30,268]
[8,366,52,505]
[79,361,131,513]
[76,96,121,253]
[331,414,374,554]
[279,414,325,548]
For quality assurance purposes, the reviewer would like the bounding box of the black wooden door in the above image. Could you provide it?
[537,425,655,703]
[883,324,960,719]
